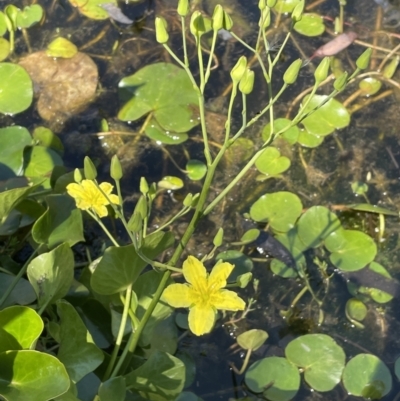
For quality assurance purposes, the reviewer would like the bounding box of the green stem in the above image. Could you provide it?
[238,348,252,375]
[204,30,218,84]
[88,210,119,247]
[181,16,189,67]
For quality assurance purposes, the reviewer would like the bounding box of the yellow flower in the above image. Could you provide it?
[162,256,246,336]
[66,179,119,217]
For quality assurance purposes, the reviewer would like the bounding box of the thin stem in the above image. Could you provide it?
[204,30,218,84]
[87,210,119,247]
[181,16,189,67]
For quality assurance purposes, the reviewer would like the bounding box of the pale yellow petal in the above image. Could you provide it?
[81,179,97,192]
[66,183,85,199]
[99,182,114,195]
[93,204,108,217]
[188,304,216,336]
[208,262,234,291]
[162,283,194,308]
[182,256,207,285]
[209,289,246,311]
[108,194,120,205]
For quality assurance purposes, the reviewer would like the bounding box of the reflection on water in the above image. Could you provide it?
[6,0,400,399]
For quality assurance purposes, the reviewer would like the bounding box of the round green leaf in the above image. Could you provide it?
[261,118,299,145]
[186,160,207,181]
[325,229,377,271]
[158,176,184,190]
[285,334,345,392]
[16,5,43,29]
[0,350,70,401]
[342,354,392,398]
[0,37,10,62]
[0,63,33,115]
[216,250,253,282]
[118,63,199,133]
[345,298,367,322]
[145,121,188,145]
[245,357,300,400]
[297,128,324,148]
[67,0,117,20]
[0,306,43,353]
[273,0,302,13]
[46,37,78,59]
[255,147,291,177]
[359,77,382,96]
[250,192,303,232]
[294,14,325,36]
[0,126,32,179]
[237,329,268,351]
[301,95,350,136]
[0,12,7,36]
[271,258,298,278]
[297,206,342,249]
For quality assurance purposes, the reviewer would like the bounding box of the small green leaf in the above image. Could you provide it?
[294,13,325,36]
[359,77,382,96]
[262,118,299,145]
[158,176,184,190]
[273,0,301,13]
[46,37,78,59]
[346,203,398,216]
[297,128,324,148]
[0,273,36,308]
[0,37,10,62]
[186,160,207,181]
[255,147,291,177]
[67,0,118,20]
[16,5,43,29]
[237,329,268,351]
[98,377,126,401]
[0,12,7,36]
[345,298,367,322]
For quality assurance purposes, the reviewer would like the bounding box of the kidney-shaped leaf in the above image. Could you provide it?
[0,306,43,353]
[245,356,300,400]
[0,274,36,308]
[118,63,199,134]
[237,329,268,351]
[285,334,345,392]
[68,0,117,19]
[0,350,70,401]
[294,14,325,36]
[255,147,291,177]
[250,192,303,232]
[342,354,392,398]
[16,5,43,29]
[301,95,350,136]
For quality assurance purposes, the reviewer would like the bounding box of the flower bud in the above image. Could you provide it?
[356,48,372,70]
[333,71,348,91]
[266,0,277,7]
[230,56,247,84]
[155,16,169,44]
[136,195,148,218]
[127,210,142,233]
[314,56,330,83]
[74,168,82,183]
[84,156,97,180]
[213,227,224,247]
[183,193,193,207]
[291,0,304,22]
[283,59,302,85]
[239,68,255,94]
[383,55,399,79]
[258,0,267,10]
[177,0,189,17]
[110,155,123,181]
[222,9,233,31]
[259,7,271,29]
[140,177,149,195]
[212,4,224,30]
[190,11,206,38]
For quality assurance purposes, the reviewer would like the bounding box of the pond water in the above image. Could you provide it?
[3,0,400,400]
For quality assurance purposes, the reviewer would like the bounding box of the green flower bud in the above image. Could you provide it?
[239,68,255,94]
[84,156,97,180]
[110,155,123,181]
[74,168,82,183]
[212,4,224,30]
[136,195,148,218]
[213,227,224,247]
[259,7,271,29]
[222,9,233,30]
[236,272,253,288]
[190,11,205,38]
[127,210,143,233]
[258,0,267,9]
[333,71,348,91]
[183,193,193,207]
[266,0,277,7]
[356,48,372,70]
[177,0,189,17]
[5,5,18,31]
[383,55,399,79]
[283,58,302,85]
[140,177,149,195]
[291,0,304,22]
[230,56,247,84]
[314,56,330,83]
[155,16,169,44]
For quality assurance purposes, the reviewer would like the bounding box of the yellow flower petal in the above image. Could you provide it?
[162,283,194,308]
[208,262,234,291]
[188,304,216,336]
[92,204,108,218]
[209,289,246,311]
[108,194,120,205]
[183,256,206,285]
[99,182,114,195]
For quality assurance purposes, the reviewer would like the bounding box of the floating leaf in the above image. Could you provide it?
[245,357,300,400]
[0,350,70,401]
[240,228,260,244]
[46,37,78,59]
[158,176,184,190]
[359,77,382,96]
[32,127,64,155]
[250,192,303,232]
[0,63,33,115]
[216,250,253,282]
[301,95,350,136]
[56,300,104,383]
[345,298,367,322]
[145,118,188,145]
[297,206,342,249]
[237,329,268,351]
[186,160,207,181]
[285,334,345,392]
[255,147,291,178]
[342,354,392,398]
[346,203,398,216]
[294,14,325,36]
[0,306,43,353]
[27,242,74,310]
[351,181,368,195]
[262,118,299,144]
[68,0,117,20]
[0,12,7,36]
[273,0,302,13]
[297,128,324,148]
[325,229,377,271]
[118,63,198,134]
[0,37,10,62]
[271,259,298,278]
[16,5,43,29]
